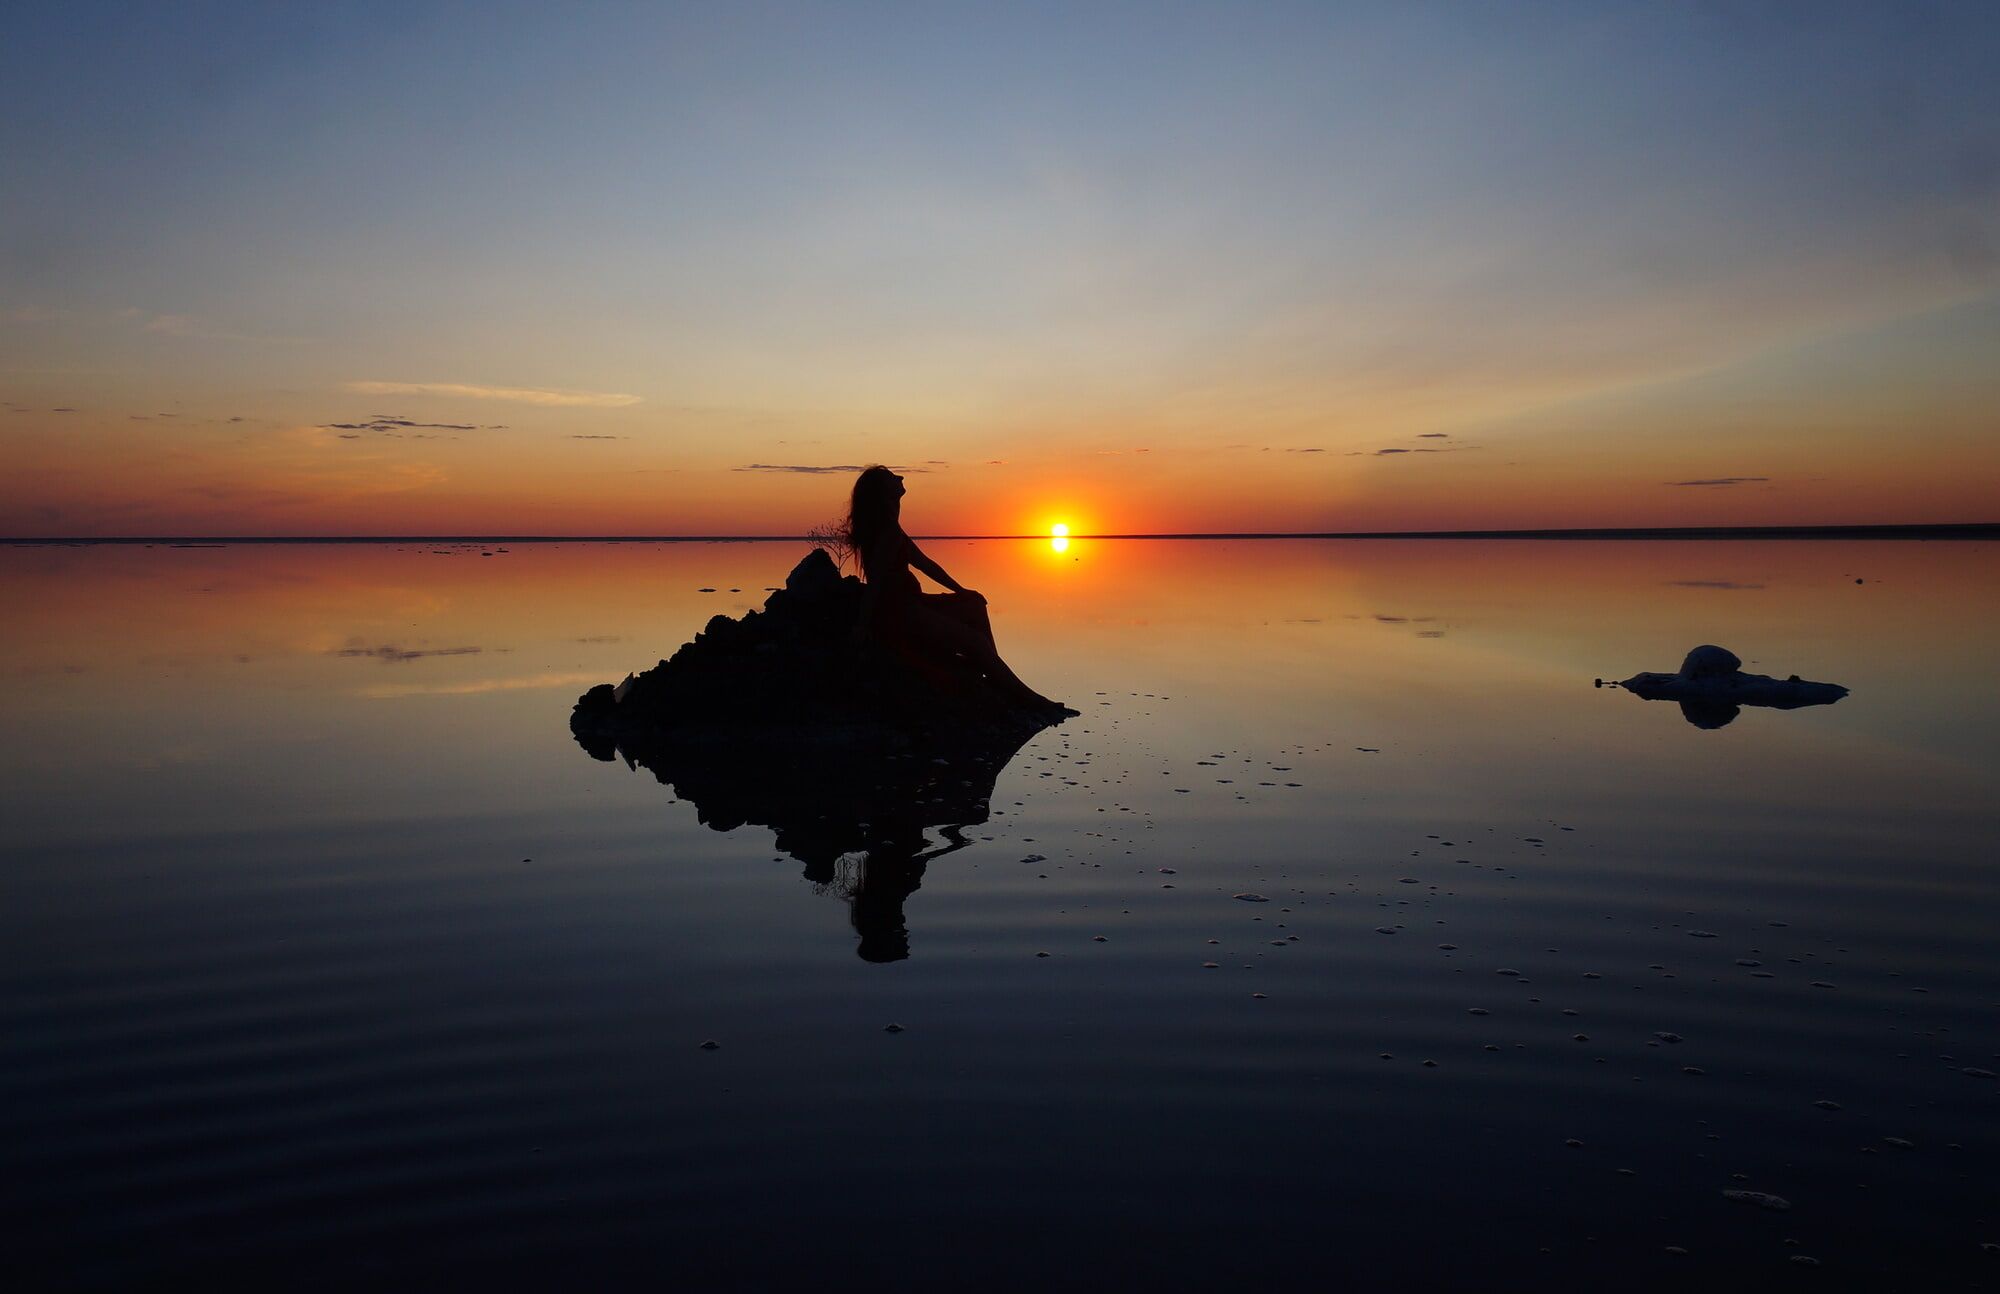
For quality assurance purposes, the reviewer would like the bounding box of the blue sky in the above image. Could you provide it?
[4,1,1996,532]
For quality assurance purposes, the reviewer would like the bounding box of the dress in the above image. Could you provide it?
[862,532,983,658]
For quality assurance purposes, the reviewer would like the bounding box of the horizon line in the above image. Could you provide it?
[3,522,1995,545]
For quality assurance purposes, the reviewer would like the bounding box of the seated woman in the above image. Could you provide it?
[846,465,1072,715]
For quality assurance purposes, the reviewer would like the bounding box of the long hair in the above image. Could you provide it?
[847,466,902,580]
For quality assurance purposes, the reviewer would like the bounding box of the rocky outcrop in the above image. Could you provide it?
[570,548,1067,759]
[568,548,1059,963]
[1607,643,1848,728]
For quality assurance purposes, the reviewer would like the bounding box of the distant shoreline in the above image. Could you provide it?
[1,523,1995,545]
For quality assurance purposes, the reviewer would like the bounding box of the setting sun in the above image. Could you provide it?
[1051,523,1069,537]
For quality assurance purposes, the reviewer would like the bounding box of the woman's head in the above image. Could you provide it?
[847,465,905,552]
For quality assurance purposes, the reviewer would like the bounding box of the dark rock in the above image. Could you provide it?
[1613,643,1847,728]
[572,549,1069,756]
[569,550,1069,965]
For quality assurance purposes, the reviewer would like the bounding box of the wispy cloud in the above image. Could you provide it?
[346,380,641,407]
[334,644,485,662]
[732,463,933,474]
[1666,476,1769,487]
[140,312,301,343]
[326,415,480,434]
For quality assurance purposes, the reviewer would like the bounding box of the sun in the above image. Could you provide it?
[1049,521,1070,553]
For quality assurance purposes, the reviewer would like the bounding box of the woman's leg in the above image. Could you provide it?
[905,600,1054,707]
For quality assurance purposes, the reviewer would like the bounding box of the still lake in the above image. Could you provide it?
[4,538,1996,1288]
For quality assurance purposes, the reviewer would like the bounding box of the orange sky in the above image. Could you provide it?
[4,6,1998,536]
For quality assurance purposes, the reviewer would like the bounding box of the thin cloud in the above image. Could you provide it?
[334,644,485,663]
[141,312,300,343]
[1667,580,1766,589]
[569,434,624,440]
[325,415,479,434]
[1418,433,1449,438]
[346,380,641,408]
[1667,476,1770,487]
[732,463,932,474]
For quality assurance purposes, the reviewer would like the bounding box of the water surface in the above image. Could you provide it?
[4,539,1996,1287]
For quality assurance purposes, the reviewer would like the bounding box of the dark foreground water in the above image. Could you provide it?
[3,539,1997,1289]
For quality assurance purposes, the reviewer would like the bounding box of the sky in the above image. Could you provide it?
[3,0,1997,536]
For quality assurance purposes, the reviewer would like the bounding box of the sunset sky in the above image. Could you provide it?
[4,1,1996,536]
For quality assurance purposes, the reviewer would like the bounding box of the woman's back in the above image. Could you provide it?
[860,528,920,597]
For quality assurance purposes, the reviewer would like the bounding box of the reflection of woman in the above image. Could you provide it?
[848,465,1070,713]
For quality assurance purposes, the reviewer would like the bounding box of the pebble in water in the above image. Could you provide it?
[699,1040,720,1050]
[1722,1190,1791,1211]
[1234,893,1269,903]
[884,1023,905,1033]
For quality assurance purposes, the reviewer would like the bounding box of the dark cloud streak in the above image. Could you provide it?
[733,463,934,474]
[325,414,480,433]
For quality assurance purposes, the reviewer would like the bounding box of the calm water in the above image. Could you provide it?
[4,539,1997,1288]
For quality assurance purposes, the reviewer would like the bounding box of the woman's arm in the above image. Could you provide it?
[906,537,978,597]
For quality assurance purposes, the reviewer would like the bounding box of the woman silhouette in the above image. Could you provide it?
[847,465,1072,714]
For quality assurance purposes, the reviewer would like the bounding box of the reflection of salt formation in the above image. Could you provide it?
[570,549,1056,960]
[572,720,1032,961]
[1608,644,1848,729]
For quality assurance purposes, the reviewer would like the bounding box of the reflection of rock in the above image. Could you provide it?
[569,549,1061,961]
[586,714,1036,961]
[1611,643,1848,728]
